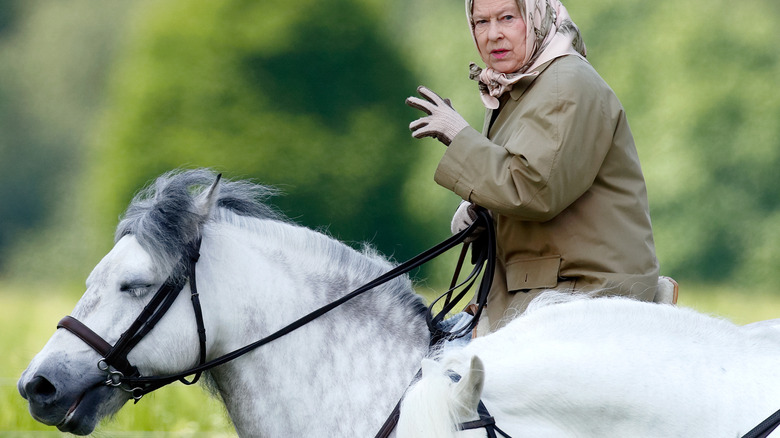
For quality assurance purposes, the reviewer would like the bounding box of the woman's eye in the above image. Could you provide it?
[501,15,514,22]
[473,20,488,32]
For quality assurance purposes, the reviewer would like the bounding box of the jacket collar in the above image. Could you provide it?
[508,58,556,101]
[483,58,557,135]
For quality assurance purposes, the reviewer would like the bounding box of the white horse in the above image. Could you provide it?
[17,169,780,437]
[398,293,780,437]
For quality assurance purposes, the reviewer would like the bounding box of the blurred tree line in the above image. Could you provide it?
[0,0,777,291]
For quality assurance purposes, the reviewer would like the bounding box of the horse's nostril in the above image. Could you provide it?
[25,375,58,402]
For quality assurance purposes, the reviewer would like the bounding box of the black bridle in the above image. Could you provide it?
[58,236,207,400]
[57,209,496,405]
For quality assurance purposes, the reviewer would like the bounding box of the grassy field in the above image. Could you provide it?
[3,281,780,436]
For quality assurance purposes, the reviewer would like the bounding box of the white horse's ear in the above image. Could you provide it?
[196,173,222,219]
[451,355,485,417]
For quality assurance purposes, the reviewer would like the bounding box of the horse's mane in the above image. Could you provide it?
[115,168,284,275]
[113,169,423,318]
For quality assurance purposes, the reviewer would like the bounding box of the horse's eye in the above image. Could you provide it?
[120,283,153,296]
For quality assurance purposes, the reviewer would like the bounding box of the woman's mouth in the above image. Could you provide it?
[491,49,509,59]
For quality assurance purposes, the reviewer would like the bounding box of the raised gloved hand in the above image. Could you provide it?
[406,86,469,146]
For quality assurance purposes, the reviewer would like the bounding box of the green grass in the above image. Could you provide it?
[3,280,780,436]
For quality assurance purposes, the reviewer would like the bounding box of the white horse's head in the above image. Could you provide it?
[17,235,180,434]
[17,169,276,435]
[19,168,433,437]
[397,356,486,438]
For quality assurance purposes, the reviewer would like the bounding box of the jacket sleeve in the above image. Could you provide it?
[434,60,616,221]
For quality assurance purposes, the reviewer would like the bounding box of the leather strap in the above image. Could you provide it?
[57,315,138,378]
[58,315,112,357]
[179,251,206,386]
[123,212,495,395]
[741,408,780,438]
[58,210,496,433]
[441,370,513,438]
[374,368,422,438]
[459,400,512,438]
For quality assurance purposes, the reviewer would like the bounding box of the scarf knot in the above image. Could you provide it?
[469,63,537,110]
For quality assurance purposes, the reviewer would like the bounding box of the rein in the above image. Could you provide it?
[57,209,496,403]
[741,408,780,438]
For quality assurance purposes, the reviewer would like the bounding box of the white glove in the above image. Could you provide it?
[451,201,478,235]
[406,86,469,146]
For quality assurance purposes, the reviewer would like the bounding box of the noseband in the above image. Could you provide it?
[57,238,206,400]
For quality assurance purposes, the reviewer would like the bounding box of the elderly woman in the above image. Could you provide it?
[407,0,660,333]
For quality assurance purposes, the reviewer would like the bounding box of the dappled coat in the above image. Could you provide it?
[435,55,659,332]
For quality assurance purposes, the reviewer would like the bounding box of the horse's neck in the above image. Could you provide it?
[202,221,430,437]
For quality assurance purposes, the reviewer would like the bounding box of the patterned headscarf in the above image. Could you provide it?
[466,0,587,109]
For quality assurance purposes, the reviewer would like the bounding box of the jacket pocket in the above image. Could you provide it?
[506,255,561,292]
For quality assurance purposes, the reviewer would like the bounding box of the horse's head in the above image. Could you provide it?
[17,169,238,435]
[18,234,191,434]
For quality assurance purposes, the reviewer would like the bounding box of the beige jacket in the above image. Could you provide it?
[435,55,659,306]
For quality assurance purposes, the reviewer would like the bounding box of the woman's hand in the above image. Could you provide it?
[406,86,469,146]
[452,200,486,242]
[451,200,478,234]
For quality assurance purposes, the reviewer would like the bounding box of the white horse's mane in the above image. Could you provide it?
[114,168,424,311]
[115,168,282,274]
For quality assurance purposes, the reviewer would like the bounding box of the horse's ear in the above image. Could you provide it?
[451,355,484,417]
[196,173,222,219]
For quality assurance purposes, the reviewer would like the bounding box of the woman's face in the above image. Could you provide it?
[471,0,528,74]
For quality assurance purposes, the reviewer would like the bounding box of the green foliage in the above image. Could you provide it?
[0,0,779,289]
[0,0,18,36]
[0,84,50,254]
[80,0,434,268]
[0,0,133,274]
[571,0,780,285]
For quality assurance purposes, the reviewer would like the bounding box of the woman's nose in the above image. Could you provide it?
[487,21,502,40]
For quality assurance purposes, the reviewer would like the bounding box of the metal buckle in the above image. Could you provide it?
[98,358,144,401]
[98,358,124,387]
